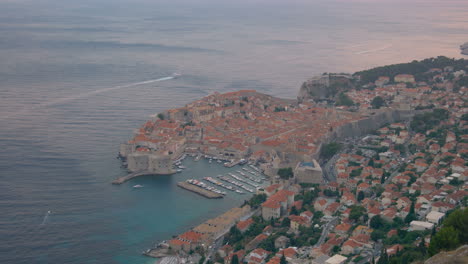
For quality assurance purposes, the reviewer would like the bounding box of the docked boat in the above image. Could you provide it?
[186,179,226,195]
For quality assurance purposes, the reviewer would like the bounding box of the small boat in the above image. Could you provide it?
[133,184,144,188]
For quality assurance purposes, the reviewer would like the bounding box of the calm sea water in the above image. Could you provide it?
[0,0,467,263]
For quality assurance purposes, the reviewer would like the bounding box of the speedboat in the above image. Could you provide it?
[133,184,144,188]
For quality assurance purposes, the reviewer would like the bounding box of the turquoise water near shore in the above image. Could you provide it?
[0,0,467,263]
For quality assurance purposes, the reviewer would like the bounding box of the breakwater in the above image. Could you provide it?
[177,182,224,199]
[112,170,153,184]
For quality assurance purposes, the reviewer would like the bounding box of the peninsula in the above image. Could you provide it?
[118,87,412,183]
[134,56,468,264]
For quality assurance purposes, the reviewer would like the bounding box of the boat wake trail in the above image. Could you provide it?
[41,76,175,107]
[1,76,175,120]
[355,45,392,55]
[40,211,51,226]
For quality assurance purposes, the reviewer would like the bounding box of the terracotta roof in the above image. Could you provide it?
[237,218,254,231]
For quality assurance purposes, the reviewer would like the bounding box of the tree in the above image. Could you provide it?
[336,92,354,106]
[418,238,427,256]
[353,56,468,85]
[231,254,239,264]
[278,168,294,179]
[371,230,386,241]
[314,211,324,220]
[442,207,468,244]
[199,256,206,264]
[410,109,449,133]
[349,206,366,222]
[280,254,287,264]
[320,142,342,160]
[357,191,365,202]
[247,194,267,208]
[281,217,291,227]
[380,172,387,184]
[157,113,165,120]
[377,248,388,264]
[427,208,468,256]
[428,226,460,256]
[259,236,276,252]
[227,225,243,245]
[330,245,339,253]
[371,96,385,109]
[370,215,384,229]
[290,206,299,215]
[404,201,416,223]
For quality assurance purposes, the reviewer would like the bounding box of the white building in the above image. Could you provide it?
[325,254,347,264]
[410,221,434,231]
[426,211,445,224]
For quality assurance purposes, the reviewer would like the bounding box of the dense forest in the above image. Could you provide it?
[354,56,468,84]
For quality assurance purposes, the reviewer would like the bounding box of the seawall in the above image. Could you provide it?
[330,109,417,140]
[112,171,155,185]
[316,109,421,160]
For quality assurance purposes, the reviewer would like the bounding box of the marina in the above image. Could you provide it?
[203,177,243,194]
[228,172,260,188]
[176,181,224,199]
[186,179,227,196]
[176,154,266,197]
[218,175,255,193]
[113,153,267,199]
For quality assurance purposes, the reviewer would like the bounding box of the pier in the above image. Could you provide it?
[224,160,240,167]
[177,182,223,199]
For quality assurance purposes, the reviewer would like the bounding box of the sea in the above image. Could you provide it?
[0,0,466,263]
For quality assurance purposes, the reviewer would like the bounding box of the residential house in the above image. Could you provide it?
[314,198,328,211]
[289,215,310,232]
[324,202,340,217]
[426,211,445,224]
[274,236,290,249]
[245,248,270,264]
[261,189,295,220]
[335,223,352,236]
[237,218,254,233]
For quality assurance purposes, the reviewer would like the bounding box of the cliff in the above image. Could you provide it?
[297,73,354,102]
[461,42,468,55]
[424,245,468,264]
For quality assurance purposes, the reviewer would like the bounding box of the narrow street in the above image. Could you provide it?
[314,217,338,248]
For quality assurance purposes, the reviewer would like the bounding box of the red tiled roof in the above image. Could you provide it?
[237,218,254,231]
